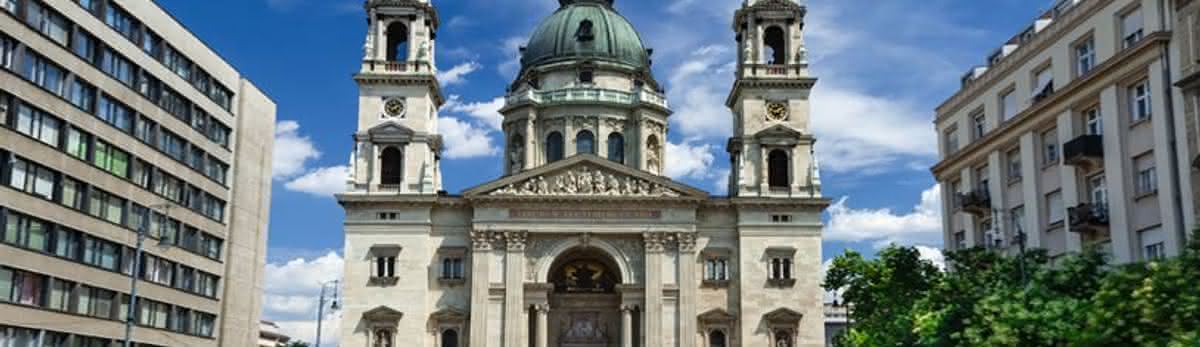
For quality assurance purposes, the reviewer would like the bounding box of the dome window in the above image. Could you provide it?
[579,69,594,84]
[576,20,595,42]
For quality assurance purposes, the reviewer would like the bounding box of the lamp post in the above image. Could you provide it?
[123,204,173,347]
[315,280,341,347]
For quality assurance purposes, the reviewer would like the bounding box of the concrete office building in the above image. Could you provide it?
[0,0,275,346]
[932,0,1196,264]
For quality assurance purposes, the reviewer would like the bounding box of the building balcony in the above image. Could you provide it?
[359,60,436,75]
[740,64,810,80]
[1063,135,1104,168]
[955,190,992,216]
[1068,203,1109,232]
[504,87,669,110]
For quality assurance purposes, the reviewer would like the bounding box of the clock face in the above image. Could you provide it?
[766,102,789,122]
[384,98,406,118]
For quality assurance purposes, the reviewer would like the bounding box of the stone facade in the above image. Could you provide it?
[340,1,828,347]
[1173,0,1200,230]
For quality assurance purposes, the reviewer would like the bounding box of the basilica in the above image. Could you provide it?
[338,0,828,346]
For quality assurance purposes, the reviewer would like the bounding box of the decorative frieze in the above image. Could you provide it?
[676,233,698,252]
[505,231,529,251]
[490,166,682,197]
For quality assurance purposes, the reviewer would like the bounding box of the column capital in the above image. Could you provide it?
[470,230,497,251]
[676,232,698,252]
[505,231,529,251]
[619,304,638,313]
[532,303,551,313]
[643,232,671,253]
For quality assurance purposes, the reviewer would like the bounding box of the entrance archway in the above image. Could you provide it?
[545,248,623,347]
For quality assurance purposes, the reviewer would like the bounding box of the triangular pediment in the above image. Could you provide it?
[698,308,737,323]
[367,121,416,137]
[754,124,804,139]
[430,308,468,322]
[362,306,405,321]
[763,307,804,324]
[463,155,709,199]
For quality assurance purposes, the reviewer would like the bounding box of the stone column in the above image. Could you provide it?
[524,112,537,170]
[504,231,528,347]
[620,305,635,347]
[534,304,549,347]
[469,230,495,347]
[643,232,666,346]
[676,233,698,347]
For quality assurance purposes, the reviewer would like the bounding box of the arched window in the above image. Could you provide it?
[441,329,459,347]
[709,330,727,347]
[576,20,595,42]
[607,133,625,164]
[381,146,403,185]
[576,130,595,155]
[374,330,394,347]
[764,26,786,64]
[386,22,409,61]
[509,133,525,172]
[546,132,564,162]
[768,149,789,189]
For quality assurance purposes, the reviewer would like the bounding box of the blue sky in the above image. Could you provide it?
[157,0,1048,343]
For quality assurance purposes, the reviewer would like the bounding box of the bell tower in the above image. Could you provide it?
[348,0,445,195]
[726,0,821,198]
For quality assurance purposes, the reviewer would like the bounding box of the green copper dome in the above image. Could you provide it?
[521,0,649,72]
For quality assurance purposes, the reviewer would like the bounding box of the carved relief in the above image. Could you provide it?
[604,118,626,133]
[643,232,675,253]
[572,116,596,131]
[676,233,698,252]
[525,237,559,281]
[505,231,529,251]
[490,166,681,197]
[470,230,498,251]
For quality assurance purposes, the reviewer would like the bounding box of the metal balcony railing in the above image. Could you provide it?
[1064,135,1104,168]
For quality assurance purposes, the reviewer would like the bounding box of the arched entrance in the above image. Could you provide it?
[546,248,623,347]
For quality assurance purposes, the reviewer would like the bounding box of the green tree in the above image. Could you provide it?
[824,246,942,347]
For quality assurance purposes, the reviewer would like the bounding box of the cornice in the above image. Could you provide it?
[353,73,446,106]
[365,0,440,29]
[732,0,806,31]
[930,32,1170,177]
[725,77,818,108]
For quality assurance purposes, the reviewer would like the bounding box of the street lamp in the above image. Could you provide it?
[123,204,173,347]
[315,279,341,347]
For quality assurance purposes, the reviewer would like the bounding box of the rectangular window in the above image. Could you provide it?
[188,146,205,170]
[100,48,135,86]
[4,210,49,252]
[1033,66,1053,100]
[1121,7,1144,49]
[47,278,72,311]
[1135,154,1157,196]
[944,127,959,154]
[136,70,161,103]
[196,312,216,337]
[211,86,233,112]
[0,268,10,302]
[65,126,91,160]
[438,257,463,280]
[206,159,228,185]
[1047,191,1064,224]
[1140,227,1165,260]
[130,159,151,189]
[7,156,29,193]
[1,0,14,14]
[208,122,231,148]
[97,95,134,132]
[72,30,98,63]
[104,4,139,41]
[201,233,222,259]
[704,258,730,281]
[60,177,83,209]
[20,51,66,96]
[1007,148,1022,181]
[1089,174,1108,206]
[27,2,70,46]
[138,299,170,329]
[92,140,130,178]
[0,34,15,69]
[135,116,158,144]
[70,79,98,113]
[11,270,45,306]
[158,130,186,160]
[1042,129,1059,164]
[1010,206,1026,234]
[1130,81,1151,122]
[173,307,193,333]
[1085,107,1103,135]
[82,236,120,271]
[768,256,793,280]
[972,112,986,140]
[14,103,61,146]
[1001,89,1018,121]
[975,166,990,193]
[53,227,79,259]
[141,29,162,58]
[1076,38,1096,76]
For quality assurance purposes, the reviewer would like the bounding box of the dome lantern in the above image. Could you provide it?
[521,0,648,74]
[558,0,614,8]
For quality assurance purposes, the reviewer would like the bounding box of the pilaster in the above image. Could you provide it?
[469,230,496,347]
[503,231,528,347]
[676,232,698,347]
[642,232,668,346]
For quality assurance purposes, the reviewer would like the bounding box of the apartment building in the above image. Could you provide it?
[931,0,1196,264]
[0,0,275,346]
[1173,0,1200,229]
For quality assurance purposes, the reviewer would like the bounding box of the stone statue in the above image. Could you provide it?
[509,144,524,172]
[418,41,429,60]
[743,42,753,63]
[796,46,808,64]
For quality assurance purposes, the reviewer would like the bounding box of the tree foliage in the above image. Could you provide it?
[824,229,1200,347]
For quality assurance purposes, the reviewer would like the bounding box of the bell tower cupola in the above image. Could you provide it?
[726,0,822,198]
[347,0,446,195]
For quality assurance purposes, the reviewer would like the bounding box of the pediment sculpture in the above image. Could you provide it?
[490,166,681,197]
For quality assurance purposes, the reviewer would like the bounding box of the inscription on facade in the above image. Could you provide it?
[510,209,662,220]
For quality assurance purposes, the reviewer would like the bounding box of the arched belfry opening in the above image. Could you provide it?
[541,247,629,347]
[386,22,409,61]
[764,26,786,64]
[768,149,789,189]
[381,146,403,185]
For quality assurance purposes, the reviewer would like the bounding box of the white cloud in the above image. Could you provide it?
[497,36,527,79]
[665,46,736,139]
[273,120,322,179]
[262,252,344,346]
[825,184,943,248]
[284,166,348,197]
[916,245,947,271]
[437,61,482,86]
[442,95,506,131]
[438,117,501,159]
[664,140,716,181]
[809,84,937,173]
